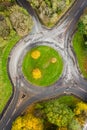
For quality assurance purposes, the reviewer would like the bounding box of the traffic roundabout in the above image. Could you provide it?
[0,0,87,130]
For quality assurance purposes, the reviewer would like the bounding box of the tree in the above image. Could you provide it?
[80,15,87,35]
[68,119,82,130]
[78,13,87,36]
[12,113,43,130]
[74,102,87,125]
[9,5,33,37]
[78,13,87,35]
[0,15,10,38]
[78,13,87,45]
[27,0,72,27]
[12,117,24,130]
[36,100,74,128]
[78,20,85,34]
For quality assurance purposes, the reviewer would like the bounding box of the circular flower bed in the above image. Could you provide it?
[22,45,63,87]
[31,50,41,59]
[32,68,42,79]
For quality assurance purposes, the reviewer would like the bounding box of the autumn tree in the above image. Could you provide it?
[74,102,87,125]
[12,113,43,130]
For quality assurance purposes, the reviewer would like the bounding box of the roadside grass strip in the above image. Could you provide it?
[0,31,20,113]
[0,2,34,114]
[73,31,87,78]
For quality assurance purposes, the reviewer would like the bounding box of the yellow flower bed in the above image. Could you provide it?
[32,68,42,79]
[51,57,57,63]
[31,50,40,59]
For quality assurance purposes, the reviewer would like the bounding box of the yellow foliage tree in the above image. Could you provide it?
[74,102,87,115]
[12,117,25,130]
[12,113,43,130]
[74,102,87,125]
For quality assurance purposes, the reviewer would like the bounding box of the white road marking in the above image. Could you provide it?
[6,118,11,126]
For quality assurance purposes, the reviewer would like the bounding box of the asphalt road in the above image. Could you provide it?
[0,0,87,130]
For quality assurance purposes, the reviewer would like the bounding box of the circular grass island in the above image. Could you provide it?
[22,46,63,87]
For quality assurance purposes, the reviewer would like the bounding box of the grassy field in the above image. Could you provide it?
[73,31,87,78]
[0,30,20,113]
[0,6,20,114]
[22,46,63,87]
[0,2,33,113]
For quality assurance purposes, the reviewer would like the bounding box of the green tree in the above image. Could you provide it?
[0,15,10,38]
[81,15,87,35]
[78,20,85,34]
[78,13,87,45]
[78,13,87,35]
[68,119,82,130]
[36,100,74,127]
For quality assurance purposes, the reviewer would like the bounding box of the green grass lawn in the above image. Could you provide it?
[0,2,34,114]
[22,46,63,87]
[73,31,87,78]
[0,9,20,114]
[0,31,20,114]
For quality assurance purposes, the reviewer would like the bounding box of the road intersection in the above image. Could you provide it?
[0,0,87,129]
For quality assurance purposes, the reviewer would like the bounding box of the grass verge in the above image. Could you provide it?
[73,31,87,78]
[0,2,33,114]
[0,30,20,113]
